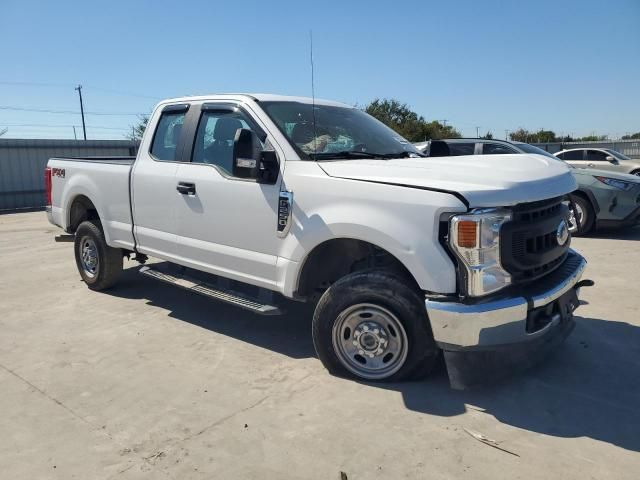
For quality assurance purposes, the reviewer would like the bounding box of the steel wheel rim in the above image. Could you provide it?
[332,303,408,380]
[568,203,584,233]
[79,237,99,278]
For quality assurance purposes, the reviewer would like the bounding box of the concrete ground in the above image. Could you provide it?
[1,211,639,479]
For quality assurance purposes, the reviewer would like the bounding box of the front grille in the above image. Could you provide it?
[501,197,570,283]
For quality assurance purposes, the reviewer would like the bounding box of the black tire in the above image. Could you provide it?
[312,270,439,382]
[631,170,640,177]
[569,194,595,236]
[74,220,123,290]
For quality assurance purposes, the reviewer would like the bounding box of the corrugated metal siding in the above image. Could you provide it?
[532,139,640,158]
[0,139,138,211]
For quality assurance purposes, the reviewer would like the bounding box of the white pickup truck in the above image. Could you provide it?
[46,94,591,388]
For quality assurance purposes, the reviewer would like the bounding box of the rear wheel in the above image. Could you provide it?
[568,194,595,236]
[74,220,123,290]
[312,270,439,382]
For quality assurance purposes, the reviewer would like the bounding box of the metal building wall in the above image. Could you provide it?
[533,139,640,158]
[0,139,138,212]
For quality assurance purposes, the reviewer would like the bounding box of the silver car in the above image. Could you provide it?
[554,148,640,176]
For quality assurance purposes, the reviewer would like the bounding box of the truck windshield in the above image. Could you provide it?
[261,101,423,160]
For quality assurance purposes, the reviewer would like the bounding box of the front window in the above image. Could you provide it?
[261,101,422,160]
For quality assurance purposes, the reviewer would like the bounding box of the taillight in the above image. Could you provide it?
[44,166,52,206]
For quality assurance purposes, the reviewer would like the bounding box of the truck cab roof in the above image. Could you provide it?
[156,93,352,109]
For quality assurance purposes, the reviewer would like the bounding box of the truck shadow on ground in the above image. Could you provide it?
[109,269,640,452]
[585,225,640,240]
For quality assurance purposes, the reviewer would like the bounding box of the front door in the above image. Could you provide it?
[585,149,616,172]
[173,103,284,290]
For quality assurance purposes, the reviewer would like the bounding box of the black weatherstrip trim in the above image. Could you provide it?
[321,173,470,209]
[128,162,138,253]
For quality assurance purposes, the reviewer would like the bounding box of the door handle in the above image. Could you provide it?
[587,163,595,168]
[176,182,196,195]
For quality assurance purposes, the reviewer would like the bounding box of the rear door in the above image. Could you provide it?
[173,101,284,290]
[131,104,190,259]
[562,149,587,169]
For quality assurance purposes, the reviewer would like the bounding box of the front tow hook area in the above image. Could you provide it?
[444,278,595,390]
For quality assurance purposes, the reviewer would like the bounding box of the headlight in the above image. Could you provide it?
[594,176,638,191]
[449,209,512,297]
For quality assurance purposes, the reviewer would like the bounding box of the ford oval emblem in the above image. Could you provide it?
[556,219,569,246]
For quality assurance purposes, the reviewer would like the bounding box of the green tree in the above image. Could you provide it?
[622,132,640,140]
[481,131,493,139]
[364,98,460,142]
[128,115,149,141]
[509,128,558,143]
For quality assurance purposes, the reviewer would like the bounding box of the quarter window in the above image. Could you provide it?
[192,110,254,175]
[150,110,186,161]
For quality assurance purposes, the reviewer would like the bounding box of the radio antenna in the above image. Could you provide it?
[310,30,318,154]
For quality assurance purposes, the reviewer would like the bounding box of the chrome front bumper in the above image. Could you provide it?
[425,250,587,349]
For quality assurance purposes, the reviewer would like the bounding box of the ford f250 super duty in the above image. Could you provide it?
[46,94,592,388]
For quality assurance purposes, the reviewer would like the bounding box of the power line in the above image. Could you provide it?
[0,105,146,116]
[0,81,162,100]
[0,123,129,130]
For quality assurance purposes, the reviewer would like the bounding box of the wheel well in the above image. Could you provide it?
[68,195,99,233]
[571,190,595,213]
[296,239,418,300]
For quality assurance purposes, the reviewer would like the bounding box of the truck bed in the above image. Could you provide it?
[47,156,136,250]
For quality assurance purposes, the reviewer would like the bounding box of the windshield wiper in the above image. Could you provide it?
[310,150,422,160]
[310,151,384,160]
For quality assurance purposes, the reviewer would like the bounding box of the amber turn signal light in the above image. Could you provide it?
[457,220,478,248]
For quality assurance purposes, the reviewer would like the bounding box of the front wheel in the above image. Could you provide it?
[568,194,595,236]
[74,220,123,290]
[312,270,439,382]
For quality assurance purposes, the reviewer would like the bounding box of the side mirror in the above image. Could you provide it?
[232,128,262,179]
[606,155,618,164]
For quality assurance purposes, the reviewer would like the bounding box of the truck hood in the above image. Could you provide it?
[318,154,577,207]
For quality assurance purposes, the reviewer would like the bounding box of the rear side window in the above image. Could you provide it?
[150,110,186,161]
[482,143,518,155]
[448,143,476,156]
[586,150,608,161]
[563,150,584,160]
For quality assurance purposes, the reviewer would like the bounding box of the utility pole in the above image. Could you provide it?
[505,129,510,140]
[439,119,448,127]
[475,126,480,138]
[73,126,77,140]
[75,85,87,140]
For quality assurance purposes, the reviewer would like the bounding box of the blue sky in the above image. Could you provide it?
[1,0,638,139]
